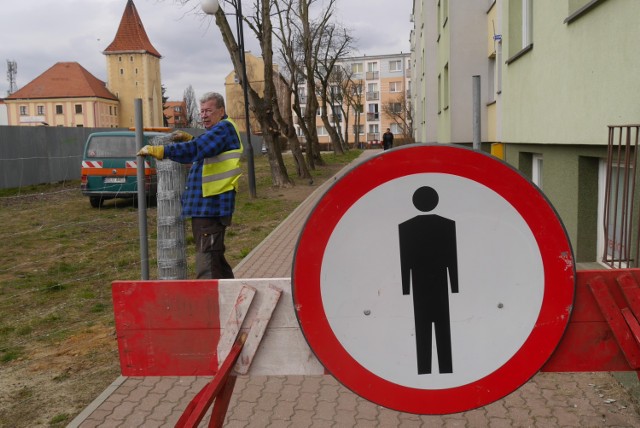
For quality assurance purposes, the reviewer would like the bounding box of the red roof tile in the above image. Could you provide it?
[103,0,161,58]
[6,62,117,100]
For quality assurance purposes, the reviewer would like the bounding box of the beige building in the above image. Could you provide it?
[4,62,119,127]
[103,0,163,128]
[224,52,269,135]
[295,53,411,148]
[4,0,163,129]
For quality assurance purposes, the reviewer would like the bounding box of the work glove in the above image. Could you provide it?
[137,145,164,160]
[170,130,193,142]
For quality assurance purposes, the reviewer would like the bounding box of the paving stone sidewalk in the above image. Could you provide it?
[69,149,640,427]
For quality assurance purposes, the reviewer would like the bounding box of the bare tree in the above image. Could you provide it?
[272,0,311,179]
[183,84,201,128]
[297,0,339,168]
[211,0,293,187]
[380,91,415,144]
[333,65,363,150]
[314,23,353,155]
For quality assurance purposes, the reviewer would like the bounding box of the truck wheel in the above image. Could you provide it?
[89,196,103,208]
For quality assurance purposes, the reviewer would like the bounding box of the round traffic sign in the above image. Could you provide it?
[292,144,575,414]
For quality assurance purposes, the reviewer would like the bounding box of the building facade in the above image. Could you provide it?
[295,53,411,148]
[410,0,640,264]
[103,0,163,128]
[4,62,119,127]
[3,0,163,129]
[163,101,188,128]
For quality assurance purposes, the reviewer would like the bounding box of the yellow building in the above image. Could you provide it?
[103,0,163,128]
[224,52,270,135]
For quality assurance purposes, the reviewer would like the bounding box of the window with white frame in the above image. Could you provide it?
[367,62,378,72]
[19,106,27,115]
[37,105,45,115]
[317,126,328,136]
[389,81,402,93]
[368,124,379,134]
[351,63,363,73]
[390,123,403,134]
[532,154,543,189]
[389,60,402,72]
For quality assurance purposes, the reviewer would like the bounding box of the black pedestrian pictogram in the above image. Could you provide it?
[399,186,459,374]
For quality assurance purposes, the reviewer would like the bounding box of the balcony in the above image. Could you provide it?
[366,71,379,80]
[299,95,307,104]
[367,132,380,141]
[366,91,379,101]
[366,112,379,121]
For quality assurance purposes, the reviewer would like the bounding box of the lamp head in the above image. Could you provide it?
[201,0,220,15]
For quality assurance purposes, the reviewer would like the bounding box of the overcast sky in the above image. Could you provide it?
[0,0,412,102]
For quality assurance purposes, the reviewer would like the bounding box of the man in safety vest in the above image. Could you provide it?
[138,92,242,279]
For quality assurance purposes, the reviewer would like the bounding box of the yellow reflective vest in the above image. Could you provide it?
[202,118,243,197]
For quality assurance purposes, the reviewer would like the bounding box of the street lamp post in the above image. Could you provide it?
[202,0,257,198]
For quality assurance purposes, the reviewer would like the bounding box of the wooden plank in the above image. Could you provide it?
[589,276,640,368]
[235,284,282,374]
[617,272,640,319]
[176,333,247,428]
[216,285,255,367]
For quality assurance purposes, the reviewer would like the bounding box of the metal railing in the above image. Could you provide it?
[603,125,640,268]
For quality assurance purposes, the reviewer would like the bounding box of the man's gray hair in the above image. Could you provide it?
[200,92,226,109]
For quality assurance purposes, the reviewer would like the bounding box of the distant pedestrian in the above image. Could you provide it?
[382,128,394,150]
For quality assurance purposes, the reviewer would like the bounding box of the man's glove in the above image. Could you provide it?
[137,145,164,160]
[170,130,193,142]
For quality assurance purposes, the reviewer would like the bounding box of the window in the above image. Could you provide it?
[507,0,533,61]
[390,103,402,114]
[130,56,134,62]
[389,82,402,93]
[367,62,378,72]
[75,104,83,114]
[351,63,363,73]
[317,126,327,136]
[37,105,45,115]
[56,105,63,114]
[390,123,403,134]
[109,106,113,115]
[389,60,402,72]
[368,124,379,134]
[353,124,364,134]
[120,69,124,75]
[19,106,27,115]
[532,154,543,189]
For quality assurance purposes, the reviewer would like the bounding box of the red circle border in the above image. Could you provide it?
[292,145,575,414]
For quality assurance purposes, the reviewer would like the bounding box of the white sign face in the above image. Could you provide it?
[321,173,544,389]
[293,145,574,415]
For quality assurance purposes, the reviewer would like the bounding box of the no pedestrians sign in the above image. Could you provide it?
[292,144,575,414]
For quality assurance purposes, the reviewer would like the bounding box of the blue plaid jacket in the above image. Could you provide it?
[163,116,241,218]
